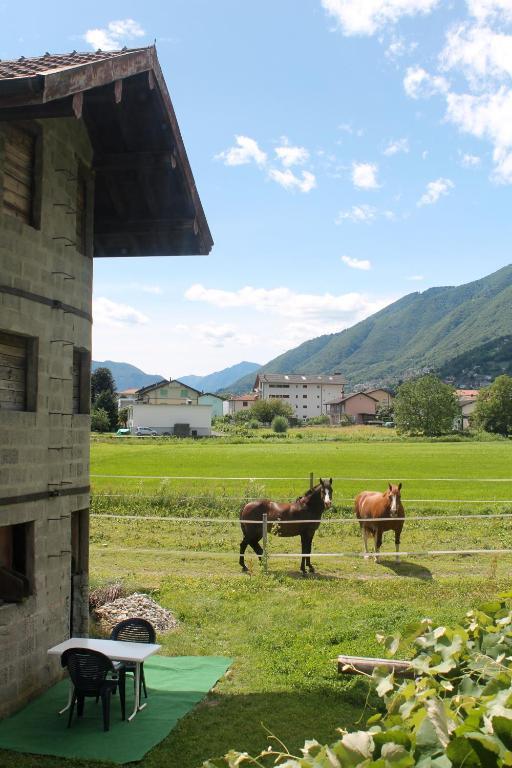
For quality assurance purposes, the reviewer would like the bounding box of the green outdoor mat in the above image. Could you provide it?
[0,655,232,764]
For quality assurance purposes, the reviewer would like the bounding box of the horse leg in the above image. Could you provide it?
[251,540,264,564]
[300,532,308,576]
[306,534,315,573]
[239,537,250,572]
[362,528,371,559]
[375,529,383,560]
[395,526,401,562]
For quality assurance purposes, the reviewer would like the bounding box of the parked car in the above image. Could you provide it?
[116,428,131,436]
[135,427,158,436]
[383,421,395,428]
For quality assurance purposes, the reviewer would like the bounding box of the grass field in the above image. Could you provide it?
[2,434,512,768]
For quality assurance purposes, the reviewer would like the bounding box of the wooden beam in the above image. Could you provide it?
[72,91,83,119]
[114,80,123,104]
[337,655,414,678]
[0,97,74,121]
[95,217,196,236]
[93,151,176,171]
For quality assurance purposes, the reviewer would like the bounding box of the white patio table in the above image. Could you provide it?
[48,637,161,722]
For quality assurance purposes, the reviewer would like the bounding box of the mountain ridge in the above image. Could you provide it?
[91,359,261,393]
[224,265,512,394]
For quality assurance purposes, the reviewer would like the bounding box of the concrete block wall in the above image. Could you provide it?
[0,117,93,717]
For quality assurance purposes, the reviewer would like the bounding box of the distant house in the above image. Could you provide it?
[254,373,345,421]
[199,392,225,419]
[128,403,211,436]
[117,387,138,411]
[325,392,379,425]
[136,378,201,405]
[455,389,480,430]
[364,388,394,408]
[225,393,259,416]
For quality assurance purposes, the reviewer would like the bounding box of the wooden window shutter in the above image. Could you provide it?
[3,125,35,225]
[72,348,91,414]
[0,331,27,411]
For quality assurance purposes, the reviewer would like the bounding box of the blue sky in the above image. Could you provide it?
[3,1,512,377]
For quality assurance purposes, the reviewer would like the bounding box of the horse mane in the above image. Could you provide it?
[295,484,322,503]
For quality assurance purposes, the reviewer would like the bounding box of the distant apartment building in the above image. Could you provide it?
[254,373,345,421]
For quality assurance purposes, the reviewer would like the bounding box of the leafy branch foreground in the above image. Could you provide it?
[205,595,512,768]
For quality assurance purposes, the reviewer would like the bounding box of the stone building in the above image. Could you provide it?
[0,47,212,717]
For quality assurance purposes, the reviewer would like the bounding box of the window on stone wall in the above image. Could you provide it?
[72,348,91,414]
[0,522,34,604]
[0,330,38,412]
[2,123,40,227]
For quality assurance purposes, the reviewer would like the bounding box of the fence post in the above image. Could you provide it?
[262,512,269,574]
[309,472,314,490]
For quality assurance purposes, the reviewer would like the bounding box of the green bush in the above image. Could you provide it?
[248,419,260,429]
[91,407,111,433]
[305,414,330,425]
[272,415,289,433]
[205,595,512,767]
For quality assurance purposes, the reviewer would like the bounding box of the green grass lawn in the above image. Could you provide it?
[90,437,512,502]
[2,436,512,768]
[2,574,510,768]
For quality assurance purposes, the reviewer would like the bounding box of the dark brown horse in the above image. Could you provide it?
[239,478,333,576]
[355,483,404,560]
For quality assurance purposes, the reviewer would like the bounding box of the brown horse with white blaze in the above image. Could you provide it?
[355,483,404,560]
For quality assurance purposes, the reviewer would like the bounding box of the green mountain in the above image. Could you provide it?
[227,265,512,393]
[178,361,261,393]
[91,360,164,391]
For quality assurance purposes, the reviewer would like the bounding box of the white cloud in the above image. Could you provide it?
[93,297,149,327]
[446,87,512,182]
[268,168,317,192]
[84,19,145,51]
[467,0,512,24]
[175,323,254,349]
[383,138,410,156]
[336,204,377,223]
[403,66,449,99]
[275,139,309,167]
[440,23,512,87]
[417,177,454,206]
[407,274,425,281]
[184,283,389,323]
[460,152,482,166]
[385,36,418,60]
[215,135,267,166]
[335,205,395,223]
[341,255,372,270]
[320,0,439,36]
[352,162,380,189]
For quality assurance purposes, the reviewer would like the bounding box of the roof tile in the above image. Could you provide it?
[0,48,147,80]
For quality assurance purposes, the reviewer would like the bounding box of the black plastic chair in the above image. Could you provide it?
[61,648,126,731]
[110,618,156,699]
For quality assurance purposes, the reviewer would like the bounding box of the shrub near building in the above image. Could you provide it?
[472,374,512,435]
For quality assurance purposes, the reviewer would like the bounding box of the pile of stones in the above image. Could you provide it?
[92,592,179,634]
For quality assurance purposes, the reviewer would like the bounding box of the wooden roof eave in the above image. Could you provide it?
[0,47,213,258]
